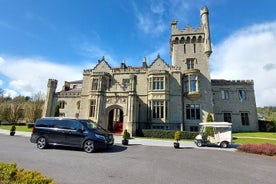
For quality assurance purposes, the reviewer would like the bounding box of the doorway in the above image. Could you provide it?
[108,108,123,134]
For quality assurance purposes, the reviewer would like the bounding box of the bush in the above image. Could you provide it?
[174,131,181,142]
[259,120,276,132]
[0,162,54,184]
[237,143,276,156]
[137,129,198,140]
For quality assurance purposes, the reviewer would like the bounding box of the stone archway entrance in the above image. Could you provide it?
[108,108,124,134]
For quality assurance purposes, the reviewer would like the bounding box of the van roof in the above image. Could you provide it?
[199,122,232,127]
[41,117,77,120]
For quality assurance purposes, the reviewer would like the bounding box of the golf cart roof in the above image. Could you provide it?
[199,122,232,127]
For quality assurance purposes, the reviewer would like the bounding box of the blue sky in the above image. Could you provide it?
[0,0,276,107]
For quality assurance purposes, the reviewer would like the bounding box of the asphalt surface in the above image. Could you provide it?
[0,130,276,184]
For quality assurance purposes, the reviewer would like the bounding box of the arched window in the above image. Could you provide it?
[180,37,185,44]
[174,37,179,44]
[186,37,190,43]
[198,36,202,43]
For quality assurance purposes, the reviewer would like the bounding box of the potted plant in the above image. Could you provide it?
[173,130,181,148]
[122,129,129,145]
[10,125,16,136]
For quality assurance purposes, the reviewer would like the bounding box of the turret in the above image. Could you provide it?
[200,7,212,56]
[42,79,58,117]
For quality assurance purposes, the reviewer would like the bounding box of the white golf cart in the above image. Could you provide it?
[194,122,232,148]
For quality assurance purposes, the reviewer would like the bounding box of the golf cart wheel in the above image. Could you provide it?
[83,140,95,153]
[220,141,228,148]
[37,137,47,149]
[196,141,203,147]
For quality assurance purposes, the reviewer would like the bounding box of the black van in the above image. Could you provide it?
[30,118,114,153]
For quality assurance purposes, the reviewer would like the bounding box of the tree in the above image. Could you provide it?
[54,104,60,117]
[1,102,23,124]
[206,113,214,122]
[203,113,214,141]
[24,92,44,123]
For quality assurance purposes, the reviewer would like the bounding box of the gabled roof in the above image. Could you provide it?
[92,56,112,73]
[148,54,170,70]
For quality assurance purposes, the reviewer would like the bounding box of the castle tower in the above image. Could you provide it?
[200,7,212,56]
[169,7,214,128]
[42,79,57,117]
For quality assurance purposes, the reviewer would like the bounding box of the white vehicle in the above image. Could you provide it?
[194,122,232,148]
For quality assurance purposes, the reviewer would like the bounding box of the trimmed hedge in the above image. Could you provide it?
[237,143,276,156]
[137,129,198,140]
[0,162,54,184]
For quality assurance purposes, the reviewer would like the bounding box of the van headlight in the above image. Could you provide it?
[95,134,106,141]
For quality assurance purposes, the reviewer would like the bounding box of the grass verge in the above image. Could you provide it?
[0,125,32,132]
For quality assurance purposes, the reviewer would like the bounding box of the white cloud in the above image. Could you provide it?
[132,0,167,35]
[0,56,83,98]
[80,42,119,67]
[211,21,276,107]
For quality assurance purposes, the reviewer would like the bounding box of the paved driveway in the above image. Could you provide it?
[0,134,275,184]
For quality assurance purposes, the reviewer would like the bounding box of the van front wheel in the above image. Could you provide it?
[83,140,95,153]
[220,141,228,148]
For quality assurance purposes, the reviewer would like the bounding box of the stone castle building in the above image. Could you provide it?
[43,7,258,135]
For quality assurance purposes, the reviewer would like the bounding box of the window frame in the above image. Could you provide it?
[241,112,249,126]
[186,104,200,120]
[89,100,96,117]
[92,78,99,90]
[221,90,229,100]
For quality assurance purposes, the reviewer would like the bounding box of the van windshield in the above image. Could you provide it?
[79,119,105,130]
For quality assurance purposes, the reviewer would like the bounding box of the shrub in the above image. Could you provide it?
[174,131,181,142]
[122,129,128,140]
[138,129,198,140]
[0,162,54,184]
[237,143,276,156]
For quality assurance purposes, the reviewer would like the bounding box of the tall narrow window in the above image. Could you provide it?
[187,59,195,69]
[92,78,98,90]
[190,75,197,92]
[90,100,96,117]
[59,101,66,109]
[77,101,80,110]
[241,112,249,126]
[224,113,231,122]
[221,90,229,100]
[193,44,196,53]
[238,90,246,101]
[184,74,199,93]
[186,104,200,120]
[184,44,186,54]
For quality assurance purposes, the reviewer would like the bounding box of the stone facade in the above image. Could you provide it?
[43,7,258,135]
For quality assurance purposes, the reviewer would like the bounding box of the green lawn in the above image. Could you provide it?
[233,132,276,145]
[0,125,32,132]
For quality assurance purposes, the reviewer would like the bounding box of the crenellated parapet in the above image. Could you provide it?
[47,79,58,88]
[211,79,254,85]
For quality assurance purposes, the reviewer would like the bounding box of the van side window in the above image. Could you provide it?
[36,120,54,128]
[70,121,83,130]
